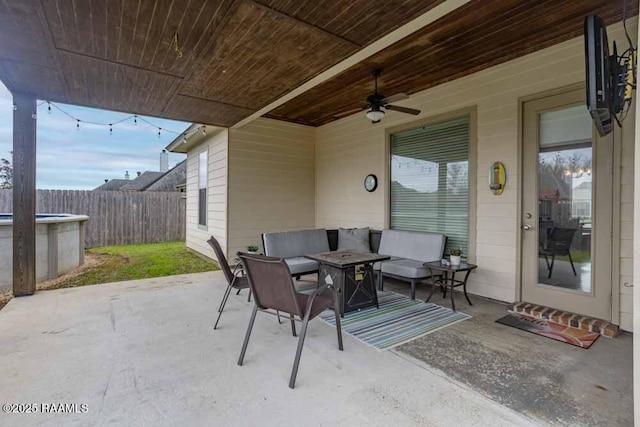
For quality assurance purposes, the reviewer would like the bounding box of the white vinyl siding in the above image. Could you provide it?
[390,116,470,257]
[619,89,635,331]
[185,129,228,259]
[227,118,315,258]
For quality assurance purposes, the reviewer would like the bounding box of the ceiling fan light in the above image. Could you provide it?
[366,109,385,122]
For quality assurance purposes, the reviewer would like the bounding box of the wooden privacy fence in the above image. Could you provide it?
[0,190,186,247]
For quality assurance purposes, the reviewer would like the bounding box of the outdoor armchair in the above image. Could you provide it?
[237,252,344,389]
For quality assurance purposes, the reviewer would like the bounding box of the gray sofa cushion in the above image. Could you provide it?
[372,256,403,270]
[337,227,370,253]
[378,229,446,262]
[263,229,330,259]
[284,257,319,275]
[381,259,431,279]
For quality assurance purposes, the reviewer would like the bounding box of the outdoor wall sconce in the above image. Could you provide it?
[489,162,506,195]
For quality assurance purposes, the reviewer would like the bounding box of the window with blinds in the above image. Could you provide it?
[390,116,470,257]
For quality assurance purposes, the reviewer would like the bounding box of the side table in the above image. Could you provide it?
[424,261,477,311]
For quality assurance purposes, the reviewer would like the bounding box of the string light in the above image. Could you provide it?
[179,125,208,144]
[36,101,181,137]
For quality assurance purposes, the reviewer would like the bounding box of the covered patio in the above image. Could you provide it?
[0,271,631,426]
[0,0,639,425]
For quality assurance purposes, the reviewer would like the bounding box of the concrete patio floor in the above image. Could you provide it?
[0,271,533,427]
[382,280,633,426]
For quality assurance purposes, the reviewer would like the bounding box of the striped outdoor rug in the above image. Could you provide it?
[318,291,471,350]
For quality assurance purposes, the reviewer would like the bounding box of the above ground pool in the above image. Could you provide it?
[0,213,89,289]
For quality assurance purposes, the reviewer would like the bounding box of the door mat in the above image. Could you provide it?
[319,291,471,351]
[496,312,599,349]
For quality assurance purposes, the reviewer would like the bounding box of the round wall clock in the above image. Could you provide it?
[364,174,378,192]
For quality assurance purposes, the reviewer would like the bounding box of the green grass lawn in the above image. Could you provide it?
[47,242,219,289]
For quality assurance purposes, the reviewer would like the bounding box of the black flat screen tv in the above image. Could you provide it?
[584,15,613,136]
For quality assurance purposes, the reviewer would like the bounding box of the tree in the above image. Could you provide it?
[0,152,12,189]
[538,151,591,189]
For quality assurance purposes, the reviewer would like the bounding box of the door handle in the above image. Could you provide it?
[522,224,532,231]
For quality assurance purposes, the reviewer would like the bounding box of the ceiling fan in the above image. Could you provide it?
[333,69,421,123]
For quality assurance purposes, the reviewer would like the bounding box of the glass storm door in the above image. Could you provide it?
[521,89,612,320]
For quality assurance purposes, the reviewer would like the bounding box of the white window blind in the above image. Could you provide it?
[390,116,469,257]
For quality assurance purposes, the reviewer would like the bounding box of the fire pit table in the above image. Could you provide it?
[305,251,390,317]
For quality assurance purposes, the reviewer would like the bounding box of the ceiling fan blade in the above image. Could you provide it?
[381,93,409,104]
[333,106,367,119]
[385,104,421,115]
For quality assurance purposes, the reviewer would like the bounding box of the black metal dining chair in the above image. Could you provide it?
[207,236,251,330]
[236,252,343,389]
[539,227,578,278]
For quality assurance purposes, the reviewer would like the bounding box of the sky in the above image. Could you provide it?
[0,81,189,190]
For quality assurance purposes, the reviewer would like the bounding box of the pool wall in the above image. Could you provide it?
[0,214,89,288]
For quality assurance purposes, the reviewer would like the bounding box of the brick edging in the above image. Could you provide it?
[508,302,619,338]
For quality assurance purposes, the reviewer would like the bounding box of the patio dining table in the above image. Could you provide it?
[305,251,390,317]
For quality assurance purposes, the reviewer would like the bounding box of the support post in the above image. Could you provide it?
[12,93,37,296]
[633,4,640,420]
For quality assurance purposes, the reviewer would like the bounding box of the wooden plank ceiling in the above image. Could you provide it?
[0,0,443,127]
[268,0,640,127]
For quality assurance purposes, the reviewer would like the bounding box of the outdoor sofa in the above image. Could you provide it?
[262,228,381,277]
[262,229,330,278]
[373,229,447,300]
[262,228,446,299]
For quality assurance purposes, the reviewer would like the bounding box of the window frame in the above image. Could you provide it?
[197,148,208,229]
[384,107,477,263]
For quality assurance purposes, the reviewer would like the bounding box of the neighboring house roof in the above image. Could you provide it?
[95,161,187,192]
[93,179,129,191]
[119,172,165,191]
[145,161,187,192]
[539,171,570,201]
